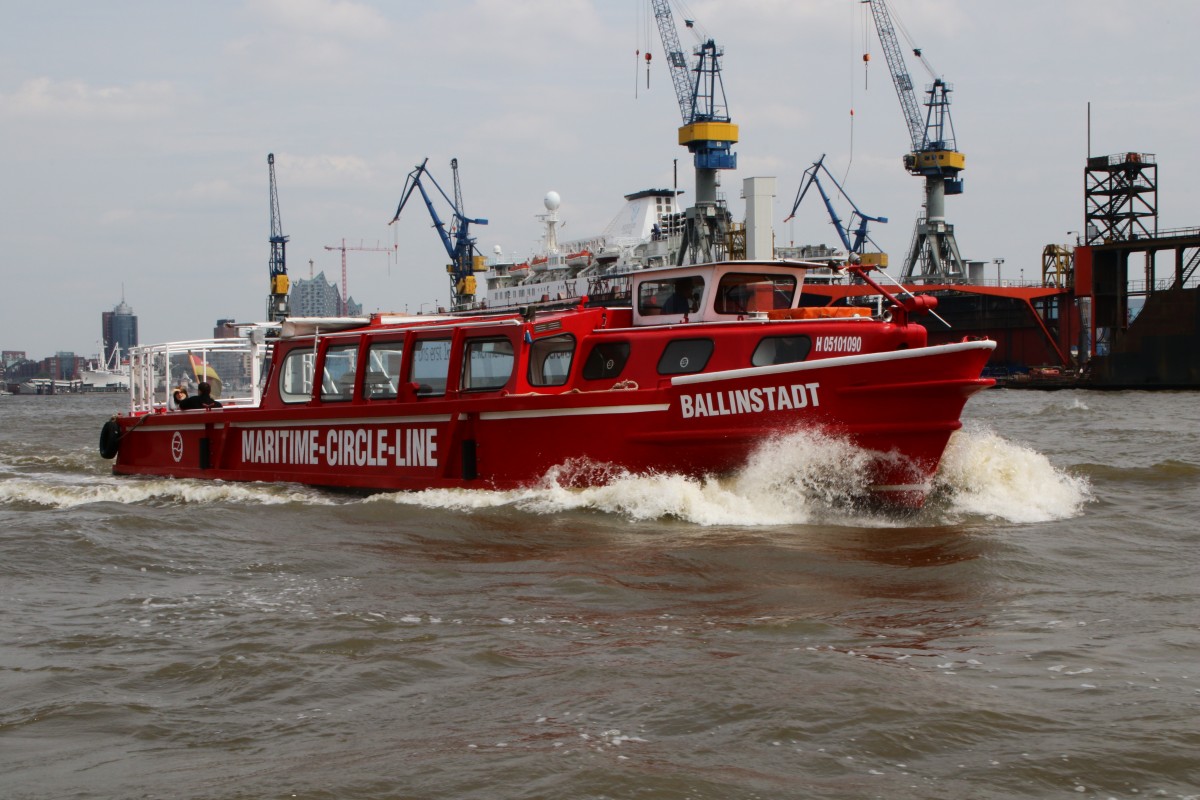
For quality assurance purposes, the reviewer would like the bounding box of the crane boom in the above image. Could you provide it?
[785,155,888,257]
[267,153,290,322]
[864,0,925,152]
[650,0,693,124]
[390,158,488,311]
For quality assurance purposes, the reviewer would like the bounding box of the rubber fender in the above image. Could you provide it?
[98,418,121,459]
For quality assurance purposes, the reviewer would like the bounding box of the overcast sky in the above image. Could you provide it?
[3,0,1198,358]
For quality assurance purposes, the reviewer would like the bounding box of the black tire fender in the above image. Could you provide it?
[98,418,121,459]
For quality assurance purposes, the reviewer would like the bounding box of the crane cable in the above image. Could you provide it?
[842,0,867,194]
[887,1,938,79]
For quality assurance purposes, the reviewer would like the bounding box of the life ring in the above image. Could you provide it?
[98,418,121,459]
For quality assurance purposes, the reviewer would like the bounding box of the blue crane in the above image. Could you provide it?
[863,0,967,281]
[390,158,488,311]
[785,154,888,263]
[267,153,290,322]
[649,0,737,264]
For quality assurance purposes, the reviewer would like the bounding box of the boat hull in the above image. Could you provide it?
[110,340,994,509]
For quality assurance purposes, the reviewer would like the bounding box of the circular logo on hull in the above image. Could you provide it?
[171,431,184,463]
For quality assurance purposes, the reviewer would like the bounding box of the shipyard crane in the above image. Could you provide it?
[390,158,488,311]
[785,154,889,264]
[649,0,738,265]
[267,153,290,321]
[863,0,967,281]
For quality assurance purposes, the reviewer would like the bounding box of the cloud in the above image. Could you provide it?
[1,77,175,119]
[244,0,391,38]
[272,153,375,187]
[180,179,243,205]
[99,208,138,226]
[226,0,396,81]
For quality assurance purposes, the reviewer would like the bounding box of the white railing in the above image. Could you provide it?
[127,328,273,414]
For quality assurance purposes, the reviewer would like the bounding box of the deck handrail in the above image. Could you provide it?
[127,332,272,414]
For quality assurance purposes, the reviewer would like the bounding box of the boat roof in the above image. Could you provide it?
[269,260,833,340]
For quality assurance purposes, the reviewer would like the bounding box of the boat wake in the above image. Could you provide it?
[2,427,1089,525]
[0,471,336,510]
[371,426,1092,527]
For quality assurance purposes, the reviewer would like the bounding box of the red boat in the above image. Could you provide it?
[99,261,994,509]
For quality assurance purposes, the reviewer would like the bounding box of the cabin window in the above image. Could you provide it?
[638,276,704,316]
[658,338,714,375]
[363,341,404,399]
[462,337,515,391]
[279,349,316,403]
[752,335,811,367]
[582,341,631,380]
[411,338,452,396]
[528,334,575,387]
[320,343,359,402]
[714,273,798,314]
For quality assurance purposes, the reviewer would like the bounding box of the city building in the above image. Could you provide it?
[102,299,138,363]
[47,351,82,380]
[289,271,362,317]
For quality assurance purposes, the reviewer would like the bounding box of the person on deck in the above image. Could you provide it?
[179,381,221,409]
[171,387,188,409]
[663,278,695,315]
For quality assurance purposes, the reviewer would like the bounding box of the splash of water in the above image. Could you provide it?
[933,424,1091,523]
[373,431,894,527]
[379,428,1091,527]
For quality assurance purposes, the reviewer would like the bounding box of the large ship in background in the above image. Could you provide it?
[483,187,684,309]
[80,345,131,391]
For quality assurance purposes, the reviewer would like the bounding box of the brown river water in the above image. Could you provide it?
[1,390,1197,799]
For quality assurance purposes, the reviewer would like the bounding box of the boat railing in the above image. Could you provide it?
[127,329,272,414]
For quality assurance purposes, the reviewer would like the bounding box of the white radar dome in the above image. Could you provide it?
[543,191,561,211]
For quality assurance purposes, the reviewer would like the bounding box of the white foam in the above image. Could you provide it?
[375,427,1089,526]
[369,430,891,527]
[0,475,333,509]
[933,425,1091,522]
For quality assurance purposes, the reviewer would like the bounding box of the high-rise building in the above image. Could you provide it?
[289,271,362,317]
[102,299,138,363]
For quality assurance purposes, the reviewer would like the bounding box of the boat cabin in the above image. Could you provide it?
[631,261,807,324]
[245,261,894,412]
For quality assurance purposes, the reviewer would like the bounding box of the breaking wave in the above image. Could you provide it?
[371,427,1092,527]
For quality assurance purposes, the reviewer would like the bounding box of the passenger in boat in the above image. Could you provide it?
[171,387,188,409]
[663,278,695,315]
[179,381,221,410]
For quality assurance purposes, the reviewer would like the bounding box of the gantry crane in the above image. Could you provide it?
[390,158,488,311]
[785,154,889,265]
[267,153,290,321]
[863,0,967,281]
[649,0,738,265]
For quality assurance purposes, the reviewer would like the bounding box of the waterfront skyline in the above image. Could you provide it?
[3,0,1198,356]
